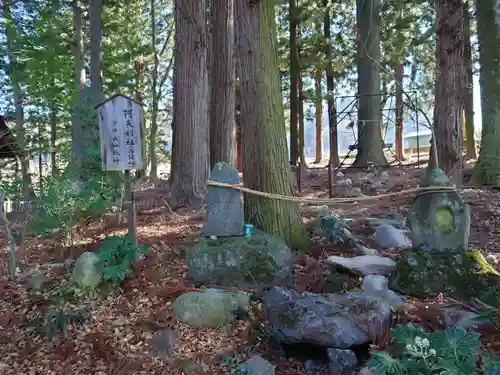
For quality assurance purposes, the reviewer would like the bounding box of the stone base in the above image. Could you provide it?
[187,229,292,287]
[389,250,500,305]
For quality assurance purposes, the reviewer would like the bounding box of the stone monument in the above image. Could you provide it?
[408,187,470,253]
[202,162,244,237]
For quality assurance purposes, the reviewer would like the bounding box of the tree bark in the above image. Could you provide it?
[298,73,306,166]
[394,63,406,161]
[71,0,86,160]
[323,2,339,166]
[353,0,387,167]
[463,2,476,160]
[314,65,323,163]
[209,0,235,169]
[471,0,500,184]
[170,0,209,208]
[4,0,33,196]
[50,105,57,175]
[89,0,104,105]
[235,0,310,250]
[433,0,464,184]
[149,0,159,181]
[289,0,299,166]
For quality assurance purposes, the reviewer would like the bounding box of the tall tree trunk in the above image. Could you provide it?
[135,60,146,179]
[463,1,476,160]
[471,0,500,184]
[289,0,299,166]
[314,65,322,163]
[235,82,243,171]
[298,73,306,166]
[394,63,406,161]
[323,2,339,166]
[209,0,235,169]
[235,0,310,250]
[149,0,159,181]
[50,105,57,175]
[89,0,104,104]
[170,0,209,208]
[4,0,32,196]
[433,0,464,184]
[353,0,387,167]
[71,0,86,160]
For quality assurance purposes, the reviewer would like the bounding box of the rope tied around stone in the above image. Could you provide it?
[206,180,461,205]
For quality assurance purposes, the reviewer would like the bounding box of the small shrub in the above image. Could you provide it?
[368,323,500,375]
[97,234,148,284]
[31,309,89,340]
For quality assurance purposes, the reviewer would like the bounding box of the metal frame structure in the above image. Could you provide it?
[332,91,424,170]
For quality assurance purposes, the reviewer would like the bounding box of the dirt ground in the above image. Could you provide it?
[0,162,499,375]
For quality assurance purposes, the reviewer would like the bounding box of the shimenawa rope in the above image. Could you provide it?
[206,180,463,205]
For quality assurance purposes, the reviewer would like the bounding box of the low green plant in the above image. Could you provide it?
[368,323,500,375]
[31,309,89,340]
[97,234,148,283]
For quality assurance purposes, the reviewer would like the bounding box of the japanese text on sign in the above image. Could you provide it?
[97,95,144,171]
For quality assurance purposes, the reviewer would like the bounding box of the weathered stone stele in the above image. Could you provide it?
[202,162,244,237]
[408,189,470,253]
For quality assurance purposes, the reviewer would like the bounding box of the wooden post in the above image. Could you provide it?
[124,170,137,244]
[297,161,302,192]
[328,163,333,198]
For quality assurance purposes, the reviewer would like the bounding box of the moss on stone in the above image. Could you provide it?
[389,249,500,305]
[187,229,292,287]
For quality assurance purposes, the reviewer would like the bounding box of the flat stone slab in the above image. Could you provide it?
[325,255,396,276]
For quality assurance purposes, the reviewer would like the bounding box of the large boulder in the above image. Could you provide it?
[172,289,249,328]
[70,252,102,288]
[187,230,292,287]
[389,249,500,305]
[262,287,392,348]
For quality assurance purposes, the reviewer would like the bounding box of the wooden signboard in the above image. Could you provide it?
[96,94,145,171]
[96,94,145,243]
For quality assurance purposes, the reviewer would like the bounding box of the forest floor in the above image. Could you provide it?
[1,161,500,375]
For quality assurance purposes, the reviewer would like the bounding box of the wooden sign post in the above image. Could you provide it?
[96,94,145,244]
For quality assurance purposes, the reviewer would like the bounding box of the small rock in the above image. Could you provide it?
[70,252,102,288]
[325,255,396,276]
[237,355,275,375]
[336,171,344,177]
[362,275,405,310]
[486,253,499,265]
[337,178,352,187]
[335,186,364,198]
[305,359,327,373]
[357,246,380,256]
[374,224,411,249]
[440,306,487,330]
[152,328,180,361]
[327,348,357,374]
[359,366,377,375]
[371,181,386,190]
[112,316,129,326]
[172,289,249,328]
[26,272,50,291]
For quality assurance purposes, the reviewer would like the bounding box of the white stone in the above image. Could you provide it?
[374,224,412,249]
[325,255,396,276]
